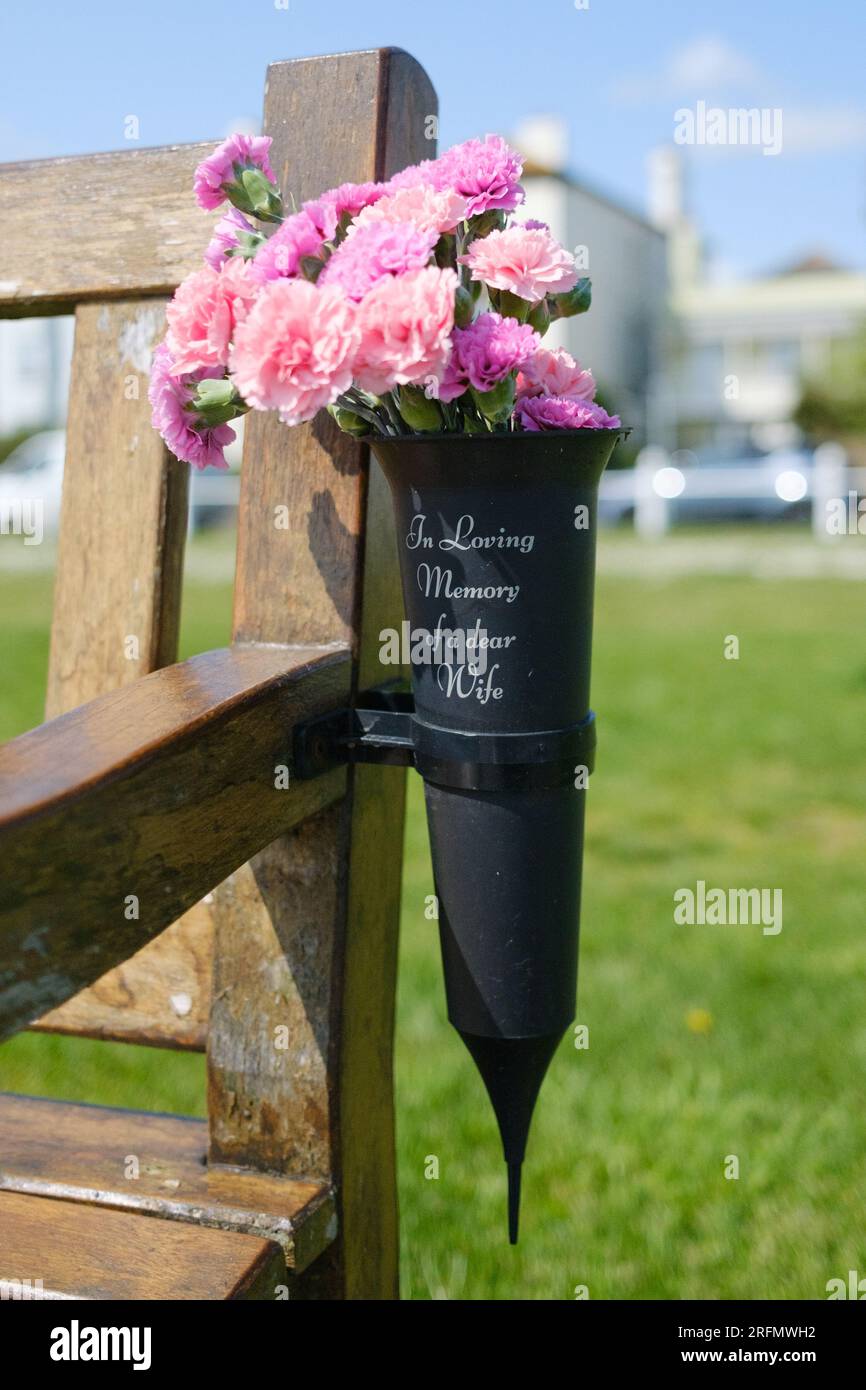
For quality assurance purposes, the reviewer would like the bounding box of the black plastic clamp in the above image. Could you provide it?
[294,687,596,792]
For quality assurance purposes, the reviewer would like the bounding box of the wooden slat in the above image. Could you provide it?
[0,644,348,1039]
[45,299,188,718]
[0,1191,284,1300]
[0,143,219,317]
[0,1093,335,1273]
[207,47,434,1300]
[36,296,197,1048]
[32,903,213,1050]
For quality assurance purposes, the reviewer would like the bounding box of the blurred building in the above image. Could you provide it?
[647,147,866,451]
[0,317,74,436]
[516,117,668,444]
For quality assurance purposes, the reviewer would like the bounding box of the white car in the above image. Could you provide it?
[0,429,66,541]
[0,427,242,540]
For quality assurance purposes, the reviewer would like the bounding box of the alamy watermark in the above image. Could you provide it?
[674,880,783,936]
[379,617,492,676]
[674,101,783,157]
[0,498,43,545]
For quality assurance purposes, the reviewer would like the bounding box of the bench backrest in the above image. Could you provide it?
[0,47,436,1297]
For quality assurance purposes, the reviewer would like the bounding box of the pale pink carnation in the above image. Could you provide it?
[432,135,524,217]
[461,225,577,304]
[319,220,437,301]
[351,184,469,238]
[438,312,539,402]
[249,210,325,284]
[194,134,275,211]
[353,266,458,397]
[303,181,389,239]
[229,279,358,425]
[204,207,256,270]
[384,159,440,192]
[514,395,621,431]
[166,259,259,374]
[516,347,596,402]
[148,343,235,471]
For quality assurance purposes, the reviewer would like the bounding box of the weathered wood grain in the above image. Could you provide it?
[35,297,200,1048]
[208,48,435,1300]
[45,299,188,717]
[0,143,219,317]
[32,902,213,1050]
[0,643,349,1039]
[0,1093,336,1273]
[0,1190,285,1300]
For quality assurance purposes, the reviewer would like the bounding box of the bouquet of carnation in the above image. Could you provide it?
[149,132,620,467]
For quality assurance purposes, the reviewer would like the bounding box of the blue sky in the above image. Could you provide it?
[3,0,864,277]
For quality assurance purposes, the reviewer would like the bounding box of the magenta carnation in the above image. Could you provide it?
[516,346,596,402]
[148,343,235,470]
[165,259,259,374]
[461,225,577,304]
[353,266,458,397]
[229,279,358,425]
[438,312,539,402]
[204,207,256,270]
[249,210,325,284]
[514,395,621,431]
[433,135,524,217]
[303,181,389,239]
[194,134,275,211]
[319,220,437,301]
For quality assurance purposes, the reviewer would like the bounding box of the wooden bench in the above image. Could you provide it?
[0,47,436,1300]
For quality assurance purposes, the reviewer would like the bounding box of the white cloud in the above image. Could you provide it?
[610,34,765,105]
[667,36,764,90]
[779,106,866,154]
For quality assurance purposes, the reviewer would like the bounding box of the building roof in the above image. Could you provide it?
[521,157,664,239]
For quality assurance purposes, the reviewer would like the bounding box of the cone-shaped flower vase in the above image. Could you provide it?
[372,428,627,1241]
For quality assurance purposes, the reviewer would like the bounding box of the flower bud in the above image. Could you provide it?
[471,375,516,424]
[498,290,531,324]
[527,298,551,335]
[454,285,475,328]
[189,377,247,427]
[549,276,592,319]
[327,404,371,437]
[225,166,283,222]
[397,385,444,433]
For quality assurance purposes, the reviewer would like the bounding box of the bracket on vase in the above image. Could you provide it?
[293,686,597,792]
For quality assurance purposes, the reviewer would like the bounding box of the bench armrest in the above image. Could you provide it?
[0,643,349,1040]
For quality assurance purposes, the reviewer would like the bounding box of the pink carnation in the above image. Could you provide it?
[461,225,577,304]
[303,182,389,239]
[249,210,325,284]
[438,312,539,402]
[516,347,596,402]
[204,207,256,270]
[384,159,440,192]
[166,259,259,374]
[148,343,235,471]
[229,279,358,425]
[514,395,621,431]
[319,220,437,301]
[194,134,275,211]
[432,135,524,217]
[352,183,469,238]
[353,266,458,397]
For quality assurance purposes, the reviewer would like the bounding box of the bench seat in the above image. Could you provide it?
[0,1093,336,1279]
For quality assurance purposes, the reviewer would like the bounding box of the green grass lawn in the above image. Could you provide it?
[2,530,865,1299]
